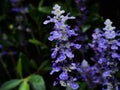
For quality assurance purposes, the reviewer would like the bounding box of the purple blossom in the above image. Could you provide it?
[44,3,120,90]
[56,53,66,62]
[70,82,79,90]
[44,4,81,89]
[88,19,120,89]
[59,71,68,80]
[48,31,62,41]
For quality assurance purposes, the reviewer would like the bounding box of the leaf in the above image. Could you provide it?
[29,4,39,21]
[38,6,51,14]
[19,81,30,90]
[38,0,44,7]
[0,79,22,90]
[17,54,23,78]
[38,60,50,70]
[38,60,51,71]
[29,38,41,45]
[29,38,47,49]
[82,25,91,32]
[30,59,38,69]
[16,52,30,75]
[29,74,46,90]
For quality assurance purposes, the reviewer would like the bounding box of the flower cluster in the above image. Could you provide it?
[44,3,120,90]
[89,19,120,90]
[44,4,81,89]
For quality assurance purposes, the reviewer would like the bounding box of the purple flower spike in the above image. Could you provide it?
[44,4,81,89]
[89,19,120,89]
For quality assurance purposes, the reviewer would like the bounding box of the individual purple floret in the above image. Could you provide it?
[88,19,120,90]
[44,4,81,89]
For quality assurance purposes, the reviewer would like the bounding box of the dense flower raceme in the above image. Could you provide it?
[88,19,120,90]
[44,4,120,90]
[44,4,81,89]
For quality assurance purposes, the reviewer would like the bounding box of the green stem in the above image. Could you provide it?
[0,55,12,79]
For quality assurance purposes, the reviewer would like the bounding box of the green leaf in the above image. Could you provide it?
[38,0,44,7]
[16,53,22,78]
[38,60,49,70]
[29,38,47,49]
[38,60,51,71]
[19,81,30,90]
[30,59,38,69]
[20,53,30,74]
[29,4,39,21]
[29,38,41,45]
[0,79,22,90]
[38,6,51,14]
[29,74,46,90]
[82,25,91,32]
[17,54,23,78]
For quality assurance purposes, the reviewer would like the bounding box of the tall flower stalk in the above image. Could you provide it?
[43,3,120,90]
[44,4,81,89]
[89,19,120,90]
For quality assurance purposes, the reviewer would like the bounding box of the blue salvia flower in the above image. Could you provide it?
[44,4,81,89]
[89,19,120,90]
